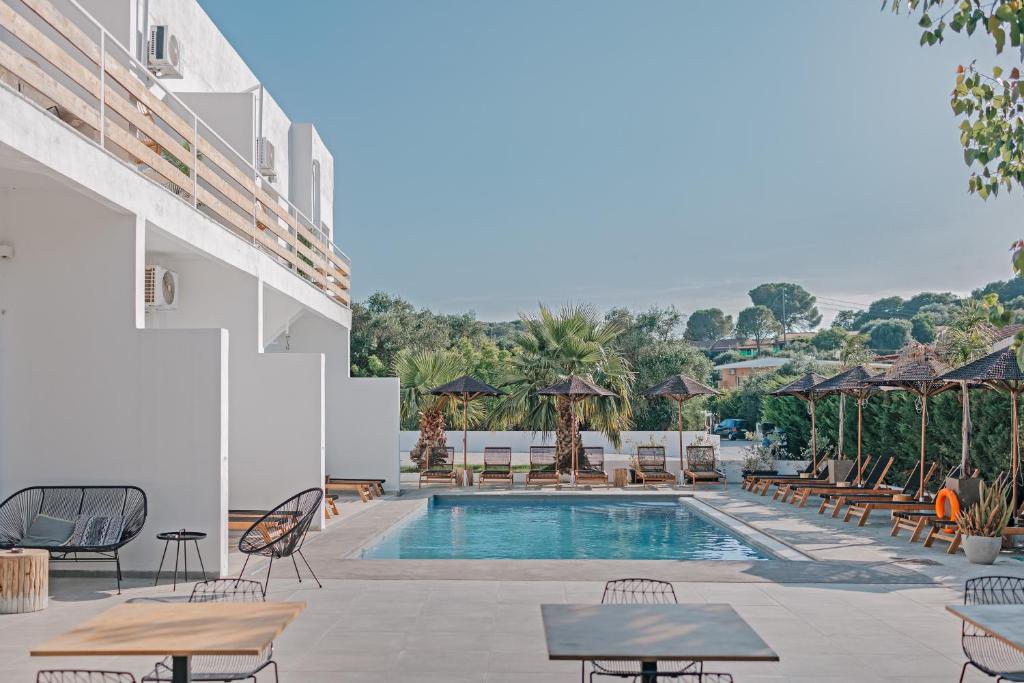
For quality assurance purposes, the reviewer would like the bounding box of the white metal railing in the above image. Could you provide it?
[0,0,351,305]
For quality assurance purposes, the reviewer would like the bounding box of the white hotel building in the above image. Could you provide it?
[0,0,399,576]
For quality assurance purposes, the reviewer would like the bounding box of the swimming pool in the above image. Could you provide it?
[360,496,769,560]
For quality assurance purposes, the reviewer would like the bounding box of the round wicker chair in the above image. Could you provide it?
[236,488,323,596]
[37,672,136,683]
[959,576,1024,682]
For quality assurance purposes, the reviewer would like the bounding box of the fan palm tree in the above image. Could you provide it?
[489,304,633,469]
[393,349,466,466]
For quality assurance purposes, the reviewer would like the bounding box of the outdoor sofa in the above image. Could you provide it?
[0,485,147,593]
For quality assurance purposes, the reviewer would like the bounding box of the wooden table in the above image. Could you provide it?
[542,603,778,682]
[0,549,48,613]
[32,601,305,683]
[947,604,1024,654]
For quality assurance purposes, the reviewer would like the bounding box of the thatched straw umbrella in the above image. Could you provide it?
[939,346,1024,509]
[538,376,615,484]
[865,344,953,500]
[430,375,504,486]
[772,373,827,471]
[811,366,878,485]
[642,374,718,477]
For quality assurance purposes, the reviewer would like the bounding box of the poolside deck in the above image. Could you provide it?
[4,485,1020,681]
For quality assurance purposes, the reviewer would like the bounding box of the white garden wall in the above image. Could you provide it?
[399,431,718,459]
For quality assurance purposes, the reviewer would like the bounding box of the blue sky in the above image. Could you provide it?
[200,1,1021,323]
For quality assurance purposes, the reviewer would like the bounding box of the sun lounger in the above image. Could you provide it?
[684,445,726,489]
[841,462,939,526]
[788,456,890,508]
[772,466,830,501]
[576,447,610,487]
[327,476,385,497]
[742,460,815,491]
[634,446,676,486]
[479,447,514,488]
[820,460,930,518]
[418,446,458,488]
[809,457,894,513]
[526,446,560,487]
[745,452,831,493]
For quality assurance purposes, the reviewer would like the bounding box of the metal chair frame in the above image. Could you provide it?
[37,673,136,683]
[236,488,323,596]
[959,576,1024,682]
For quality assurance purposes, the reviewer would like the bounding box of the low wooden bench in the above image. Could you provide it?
[325,477,385,503]
[227,509,302,544]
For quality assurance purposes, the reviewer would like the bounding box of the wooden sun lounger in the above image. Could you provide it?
[576,447,610,487]
[635,446,676,486]
[419,446,458,488]
[788,456,891,508]
[684,445,726,489]
[526,446,560,487]
[842,462,939,526]
[742,460,815,491]
[479,447,514,488]
[818,460,930,517]
[328,477,385,497]
[228,509,302,544]
[772,467,830,501]
[889,469,980,541]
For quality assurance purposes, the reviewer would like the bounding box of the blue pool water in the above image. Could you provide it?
[361,497,768,560]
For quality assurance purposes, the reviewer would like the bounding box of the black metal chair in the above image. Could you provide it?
[588,579,731,682]
[959,576,1024,682]
[142,579,278,682]
[237,488,323,596]
[37,673,136,683]
[0,486,147,593]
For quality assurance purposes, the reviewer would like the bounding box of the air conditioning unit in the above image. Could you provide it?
[147,25,182,78]
[145,265,179,311]
[256,137,276,181]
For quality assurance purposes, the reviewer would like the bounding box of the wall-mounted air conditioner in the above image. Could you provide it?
[145,265,179,311]
[148,25,182,79]
[256,137,276,181]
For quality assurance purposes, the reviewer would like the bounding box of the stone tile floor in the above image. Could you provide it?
[5,485,1024,682]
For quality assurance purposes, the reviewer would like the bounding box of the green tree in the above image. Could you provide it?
[811,327,848,352]
[748,283,822,334]
[684,308,733,344]
[833,310,861,330]
[393,349,463,464]
[839,333,874,367]
[862,319,913,353]
[911,313,937,343]
[734,305,780,355]
[490,304,633,469]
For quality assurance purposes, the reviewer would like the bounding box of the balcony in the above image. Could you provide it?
[0,0,351,306]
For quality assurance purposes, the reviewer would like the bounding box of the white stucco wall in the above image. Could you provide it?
[399,431,719,459]
[290,123,336,240]
[177,92,255,169]
[0,190,229,575]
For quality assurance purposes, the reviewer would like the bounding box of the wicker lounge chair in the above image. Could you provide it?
[841,462,939,526]
[634,446,676,486]
[576,447,610,487]
[236,488,323,596]
[526,446,560,487]
[786,455,887,507]
[0,485,147,594]
[683,445,726,489]
[479,447,514,488]
[418,446,458,488]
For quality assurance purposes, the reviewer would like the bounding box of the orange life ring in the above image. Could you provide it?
[935,488,961,527]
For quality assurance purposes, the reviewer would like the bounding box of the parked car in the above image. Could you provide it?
[761,427,786,448]
[712,418,750,440]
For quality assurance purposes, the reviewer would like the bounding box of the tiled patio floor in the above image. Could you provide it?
[5,485,1024,682]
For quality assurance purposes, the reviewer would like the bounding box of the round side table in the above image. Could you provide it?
[0,548,48,613]
[154,530,207,590]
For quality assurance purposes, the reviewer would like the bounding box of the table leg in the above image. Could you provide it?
[640,660,657,683]
[172,539,180,591]
[194,539,207,581]
[171,655,191,683]
[154,539,170,587]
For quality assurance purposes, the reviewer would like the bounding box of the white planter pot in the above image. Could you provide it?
[962,535,1002,565]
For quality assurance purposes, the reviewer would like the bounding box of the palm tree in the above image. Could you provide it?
[393,349,463,466]
[490,304,633,470]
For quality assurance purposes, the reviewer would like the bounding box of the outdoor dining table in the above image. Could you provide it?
[541,603,778,683]
[947,604,1024,654]
[31,601,305,683]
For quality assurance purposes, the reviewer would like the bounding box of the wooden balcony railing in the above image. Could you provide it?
[0,0,351,306]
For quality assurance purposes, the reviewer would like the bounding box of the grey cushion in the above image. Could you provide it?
[21,513,75,546]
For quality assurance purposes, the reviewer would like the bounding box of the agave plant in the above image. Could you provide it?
[489,304,633,470]
[393,349,479,466]
[958,473,1013,538]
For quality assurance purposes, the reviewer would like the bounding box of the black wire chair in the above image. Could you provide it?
[0,486,147,593]
[141,579,278,682]
[237,488,323,596]
[37,673,136,683]
[587,579,735,682]
[959,576,1024,682]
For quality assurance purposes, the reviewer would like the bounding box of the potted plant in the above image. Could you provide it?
[957,474,1012,565]
[740,434,780,477]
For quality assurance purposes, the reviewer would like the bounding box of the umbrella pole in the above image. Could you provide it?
[810,399,817,470]
[571,398,578,487]
[678,398,685,484]
[856,396,863,486]
[920,393,928,500]
[1014,391,1020,514]
[837,394,845,460]
[463,394,469,487]
[961,381,971,477]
